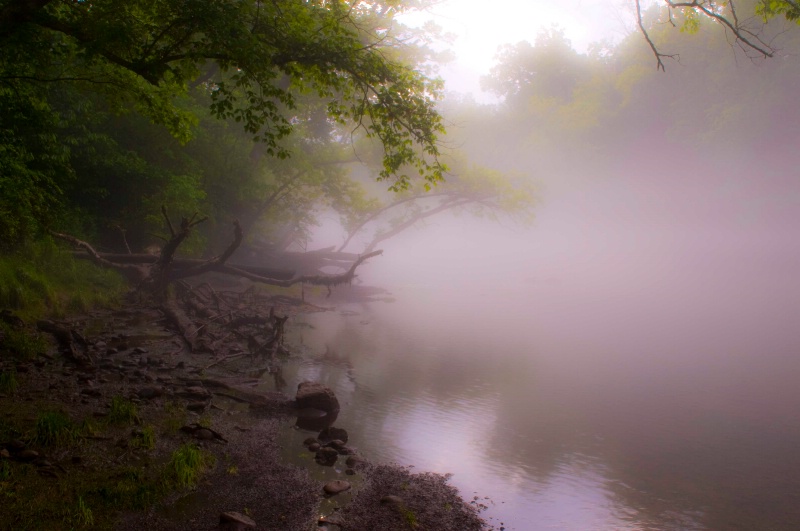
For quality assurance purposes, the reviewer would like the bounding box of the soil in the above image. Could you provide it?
[0,289,489,530]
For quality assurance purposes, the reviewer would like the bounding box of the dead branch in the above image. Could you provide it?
[215,249,383,288]
[49,231,148,283]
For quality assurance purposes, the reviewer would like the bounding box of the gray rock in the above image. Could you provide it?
[318,426,348,444]
[315,447,338,466]
[180,386,212,400]
[136,386,163,400]
[295,381,339,413]
[323,480,351,495]
[345,455,367,468]
[219,511,256,530]
[380,495,405,506]
[308,443,321,452]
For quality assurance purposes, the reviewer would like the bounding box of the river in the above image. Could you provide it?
[273,180,800,530]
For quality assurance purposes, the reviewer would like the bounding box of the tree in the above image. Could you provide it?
[0,0,449,246]
[636,0,800,70]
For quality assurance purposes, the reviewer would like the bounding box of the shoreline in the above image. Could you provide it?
[0,297,488,530]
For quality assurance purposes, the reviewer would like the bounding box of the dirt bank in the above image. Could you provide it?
[0,297,488,530]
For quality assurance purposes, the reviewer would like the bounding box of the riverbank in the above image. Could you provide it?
[0,294,488,530]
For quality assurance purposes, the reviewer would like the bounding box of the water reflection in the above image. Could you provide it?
[266,232,800,530]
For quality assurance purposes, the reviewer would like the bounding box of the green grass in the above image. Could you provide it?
[0,370,18,393]
[132,425,156,450]
[33,410,78,447]
[74,496,94,527]
[163,443,214,489]
[107,396,140,425]
[0,238,127,321]
[0,324,47,360]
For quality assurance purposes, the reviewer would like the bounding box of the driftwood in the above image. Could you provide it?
[52,208,384,358]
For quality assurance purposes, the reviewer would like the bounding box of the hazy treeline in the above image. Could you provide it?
[1,0,798,257]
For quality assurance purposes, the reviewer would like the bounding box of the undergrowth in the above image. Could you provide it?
[107,396,140,425]
[0,238,126,321]
[0,324,47,360]
[164,443,214,489]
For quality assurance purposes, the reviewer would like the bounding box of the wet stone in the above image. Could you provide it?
[319,426,348,444]
[380,495,405,506]
[323,480,351,495]
[219,511,256,529]
[315,447,338,466]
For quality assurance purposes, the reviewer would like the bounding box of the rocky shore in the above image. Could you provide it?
[0,299,488,530]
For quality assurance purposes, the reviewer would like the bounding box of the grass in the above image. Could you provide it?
[132,425,156,450]
[107,396,140,425]
[33,410,78,447]
[0,238,127,321]
[163,443,214,489]
[74,496,94,527]
[0,370,18,393]
[0,324,47,360]
[162,400,187,434]
[399,506,419,529]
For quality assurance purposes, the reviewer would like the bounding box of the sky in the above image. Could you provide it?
[399,0,635,97]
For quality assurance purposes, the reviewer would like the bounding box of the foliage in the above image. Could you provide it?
[0,324,47,361]
[0,370,17,394]
[107,396,140,425]
[131,425,156,450]
[0,0,444,244]
[0,239,126,320]
[163,443,214,489]
[34,410,77,447]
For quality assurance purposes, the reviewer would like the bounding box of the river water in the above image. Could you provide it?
[272,182,800,530]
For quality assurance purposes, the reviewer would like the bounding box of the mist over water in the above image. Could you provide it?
[289,172,800,529]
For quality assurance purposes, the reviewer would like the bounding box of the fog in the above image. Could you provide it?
[295,155,800,528]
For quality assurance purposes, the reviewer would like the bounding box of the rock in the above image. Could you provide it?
[345,455,367,468]
[16,449,40,462]
[186,402,208,412]
[315,447,338,466]
[295,381,339,413]
[302,437,319,446]
[8,439,26,452]
[323,439,346,451]
[319,513,345,526]
[345,468,355,475]
[380,495,405,506]
[80,388,102,397]
[136,386,163,400]
[323,480,351,495]
[0,449,10,459]
[194,428,215,440]
[180,386,212,400]
[318,426,348,444]
[219,511,256,530]
[308,443,320,452]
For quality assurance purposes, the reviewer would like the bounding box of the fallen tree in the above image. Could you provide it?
[51,208,383,353]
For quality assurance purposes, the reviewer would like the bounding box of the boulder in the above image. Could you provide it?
[295,381,339,413]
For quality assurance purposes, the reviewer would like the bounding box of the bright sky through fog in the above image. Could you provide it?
[399,0,632,96]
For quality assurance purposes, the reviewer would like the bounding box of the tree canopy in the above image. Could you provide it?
[0,0,450,246]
